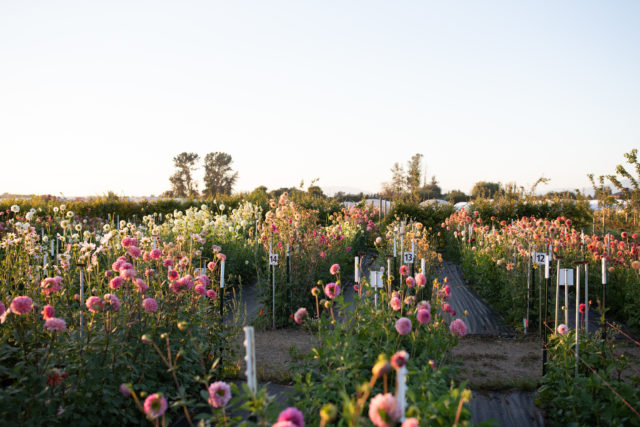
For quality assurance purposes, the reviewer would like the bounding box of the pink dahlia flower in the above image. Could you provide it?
[85,296,103,313]
[390,350,409,370]
[143,393,168,419]
[109,276,123,290]
[207,381,231,408]
[277,407,304,427]
[450,318,467,337]
[395,317,412,335]
[390,297,402,312]
[41,304,55,320]
[368,393,401,427]
[142,298,158,313]
[294,307,308,325]
[10,296,33,315]
[45,317,66,332]
[329,263,340,275]
[324,282,340,300]
[416,308,431,324]
[399,265,409,276]
[103,293,121,312]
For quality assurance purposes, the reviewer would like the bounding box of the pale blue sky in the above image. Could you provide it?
[1,1,638,197]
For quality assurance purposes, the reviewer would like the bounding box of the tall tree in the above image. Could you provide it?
[406,153,423,202]
[169,152,200,197]
[203,152,238,197]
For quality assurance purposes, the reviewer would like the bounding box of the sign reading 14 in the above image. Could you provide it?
[269,253,279,266]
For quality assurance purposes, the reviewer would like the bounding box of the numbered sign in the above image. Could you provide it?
[193,268,206,276]
[559,269,574,286]
[375,271,385,288]
[403,252,414,264]
[534,252,547,265]
[269,253,279,266]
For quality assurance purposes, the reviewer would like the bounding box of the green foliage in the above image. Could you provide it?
[291,282,473,425]
[383,203,456,237]
[538,331,640,426]
[469,198,593,230]
[471,182,502,199]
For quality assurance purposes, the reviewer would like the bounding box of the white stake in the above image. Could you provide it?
[393,235,397,257]
[602,257,606,285]
[371,271,377,308]
[243,326,257,395]
[544,255,549,279]
[354,256,360,283]
[396,366,408,422]
[421,258,425,274]
[220,260,225,289]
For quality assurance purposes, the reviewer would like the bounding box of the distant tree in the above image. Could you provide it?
[169,152,200,197]
[307,185,325,198]
[203,152,238,197]
[602,148,640,210]
[471,181,501,199]
[445,190,469,204]
[381,162,408,200]
[406,153,423,202]
[420,176,442,200]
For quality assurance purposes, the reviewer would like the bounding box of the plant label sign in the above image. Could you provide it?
[193,268,206,276]
[559,269,574,286]
[269,253,279,266]
[403,252,414,264]
[534,252,547,265]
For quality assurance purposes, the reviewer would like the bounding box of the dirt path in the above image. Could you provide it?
[451,335,541,391]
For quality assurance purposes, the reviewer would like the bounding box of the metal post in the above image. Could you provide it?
[526,250,531,334]
[554,257,561,331]
[564,268,569,326]
[602,257,607,340]
[543,255,549,375]
[78,264,85,339]
[584,264,589,334]
[272,264,276,329]
[220,260,225,319]
[575,265,580,377]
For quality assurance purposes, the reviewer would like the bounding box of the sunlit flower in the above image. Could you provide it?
[45,317,66,332]
[10,296,33,315]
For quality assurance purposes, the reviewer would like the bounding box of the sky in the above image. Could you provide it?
[1,1,639,197]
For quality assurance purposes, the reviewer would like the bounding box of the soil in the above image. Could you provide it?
[232,328,316,383]
[451,334,542,391]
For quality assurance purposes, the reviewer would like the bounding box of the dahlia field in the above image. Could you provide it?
[2,197,638,426]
